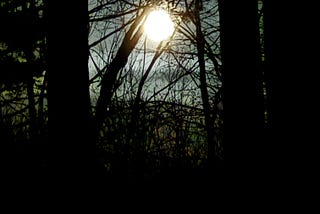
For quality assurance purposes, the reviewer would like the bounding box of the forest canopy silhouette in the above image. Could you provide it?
[1,0,318,191]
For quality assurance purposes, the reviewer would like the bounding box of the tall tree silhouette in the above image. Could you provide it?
[94,7,149,134]
[263,1,318,180]
[48,0,93,185]
[218,0,265,172]
[194,0,217,172]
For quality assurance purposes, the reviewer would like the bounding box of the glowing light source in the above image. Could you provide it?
[144,9,174,42]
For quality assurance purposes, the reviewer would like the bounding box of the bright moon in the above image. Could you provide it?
[144,10,174,42]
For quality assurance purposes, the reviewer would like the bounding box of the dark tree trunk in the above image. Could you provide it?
[263,0,290,173]
[194,0,217,173]
[263,1,318,185]
[94,9,148,133]
[47,0,93,187]
[218,1,265,173]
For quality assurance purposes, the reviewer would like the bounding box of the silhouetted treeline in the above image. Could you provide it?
[1,0,48,183]
[1,1,318,196]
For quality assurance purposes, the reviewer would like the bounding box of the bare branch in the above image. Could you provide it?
[89,8,140,22]
[89,18,134,48]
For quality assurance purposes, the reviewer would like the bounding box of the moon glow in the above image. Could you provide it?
[144,10,174,42]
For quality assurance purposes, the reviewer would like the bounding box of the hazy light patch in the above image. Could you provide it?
[144,9,174,42]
